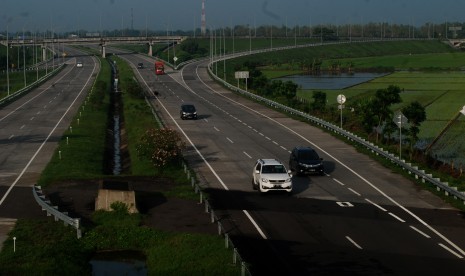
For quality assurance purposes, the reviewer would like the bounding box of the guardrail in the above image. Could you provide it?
[206,40,465,204]
[181,162,251,276]
[32,186,82,238]
[0,63,64,107]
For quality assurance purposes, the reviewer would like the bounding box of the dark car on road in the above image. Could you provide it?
[180,104,197,120]
[137,62,144,69]
[289,146,324,176]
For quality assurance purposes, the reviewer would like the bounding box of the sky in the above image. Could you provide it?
[2,0,465,33]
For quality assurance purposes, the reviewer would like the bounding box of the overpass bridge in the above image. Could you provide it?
[0,36,186,58]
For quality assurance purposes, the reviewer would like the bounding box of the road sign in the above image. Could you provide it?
[393,111,408,128]
[337,94,346,104]
[235,71,249,79]
[173,56,178,62]
[460,105,465,116]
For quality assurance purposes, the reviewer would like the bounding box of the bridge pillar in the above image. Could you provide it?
[101,43,106,58]
[148,43,153,56]
[42,44,47,61]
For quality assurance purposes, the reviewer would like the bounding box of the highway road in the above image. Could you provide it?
[116,50,465,275]
[2,41,465,274]
[0,48,98,245]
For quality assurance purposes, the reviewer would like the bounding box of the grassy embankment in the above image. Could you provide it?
[0,54,241,275]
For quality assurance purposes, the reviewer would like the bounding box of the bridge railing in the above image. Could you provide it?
[206,39,465,204]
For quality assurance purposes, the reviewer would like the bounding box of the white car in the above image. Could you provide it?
[76,61,83,68]
[252,159,293,193]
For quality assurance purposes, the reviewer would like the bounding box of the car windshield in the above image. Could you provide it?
[183,105,196,112]
[262,165,286,174]
[299,150,319,160]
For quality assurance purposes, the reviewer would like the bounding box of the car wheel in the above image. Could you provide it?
[252,179,257,190]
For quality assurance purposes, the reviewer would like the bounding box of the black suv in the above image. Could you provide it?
[180,104,197,120]
[289,146,324,176]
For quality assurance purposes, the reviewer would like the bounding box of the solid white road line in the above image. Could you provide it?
[439,243,464,259]
[365,198,387,212]
[333,178,345,186]
[348,187,361,196]
[243,210,268,240]
[388,212,406,223]
[409,225,431,239]
[346,236,363,249]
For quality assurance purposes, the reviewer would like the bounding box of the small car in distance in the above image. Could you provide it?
[289,146,324,176]
[76,61,83,68]
[137,62,144,69]
[180,104,197,120]
[252,159,293,193]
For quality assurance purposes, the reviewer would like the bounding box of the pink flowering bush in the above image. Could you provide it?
[137,128,186,171]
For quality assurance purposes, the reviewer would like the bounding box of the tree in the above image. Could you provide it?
[356,97,378,134]
[136,128,185,172]
[311,91,327,112]
[282,81,298,103]
[371,85,402,141]
[402,101,426,154]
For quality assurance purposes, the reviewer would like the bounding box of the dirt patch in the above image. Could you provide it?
[42,176,217,235]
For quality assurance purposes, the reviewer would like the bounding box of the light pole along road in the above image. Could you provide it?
[116,49,465,275]
[0,48,99,245]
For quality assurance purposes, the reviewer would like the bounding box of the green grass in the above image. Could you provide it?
[37,58,111,186]
[0,70,50,99]
[332,51,465,70]
[0,212,240,275]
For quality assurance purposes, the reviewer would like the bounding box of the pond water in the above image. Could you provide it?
[90,250,147,276]
[277,72,388,90]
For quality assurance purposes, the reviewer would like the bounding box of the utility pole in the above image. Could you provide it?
[201,0,206,36]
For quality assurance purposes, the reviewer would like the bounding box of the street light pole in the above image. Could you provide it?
[6,25,10,96]
[23,27,27,87]
[398,114,402,160]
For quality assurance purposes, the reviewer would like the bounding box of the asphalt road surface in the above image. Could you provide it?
[115,50,465,275]
[0,48,99,248]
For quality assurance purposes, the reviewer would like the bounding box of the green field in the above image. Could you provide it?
[289,50,465,166]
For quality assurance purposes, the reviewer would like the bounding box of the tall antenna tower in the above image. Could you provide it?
[201,0,206,36]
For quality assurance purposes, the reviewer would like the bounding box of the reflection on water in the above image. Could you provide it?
[90,250,147,276]
[277,72,388,90]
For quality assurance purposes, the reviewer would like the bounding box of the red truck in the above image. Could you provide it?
[155,61,165,75]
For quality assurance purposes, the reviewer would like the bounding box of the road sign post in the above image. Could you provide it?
[394,111,408,160]
[337,94,346,128]
[235,71,249,91]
